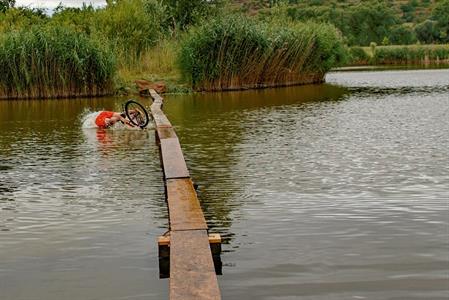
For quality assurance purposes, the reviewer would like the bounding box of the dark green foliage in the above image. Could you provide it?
[0,26,116,99]
[415,20,441,44]
[0,0,14,13]
[389,24,417,45]
[255,0,449,46]
[282,1,399,46]
[178,16,348,90]
[431,0,449,43]
[162,0,223,30]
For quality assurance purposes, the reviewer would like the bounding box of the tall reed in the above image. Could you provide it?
[0,26,116,99]
[178,16,347,91]
[373,44,449,65]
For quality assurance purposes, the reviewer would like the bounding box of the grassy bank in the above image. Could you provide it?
[0,27,115,99]
[0,2,351,98]
[349,44,449,66]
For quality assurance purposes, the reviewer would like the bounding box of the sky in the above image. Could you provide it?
[15,0,107,9]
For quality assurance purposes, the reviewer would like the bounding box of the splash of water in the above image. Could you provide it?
[81,109,101,129]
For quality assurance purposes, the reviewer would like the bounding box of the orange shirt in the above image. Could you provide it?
[95,111,115,128]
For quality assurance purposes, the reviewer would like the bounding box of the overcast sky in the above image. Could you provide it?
[15,0,107,9]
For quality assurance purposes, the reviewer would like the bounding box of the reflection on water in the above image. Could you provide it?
[164,69,449,299]
[0,98,168,300]
[1,69,448,300]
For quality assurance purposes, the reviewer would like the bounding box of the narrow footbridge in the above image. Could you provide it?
[149,89,222,300]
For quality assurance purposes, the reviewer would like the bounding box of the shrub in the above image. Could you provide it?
[94,0,167,66]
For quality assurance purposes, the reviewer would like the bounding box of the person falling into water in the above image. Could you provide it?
[95,111,135,129]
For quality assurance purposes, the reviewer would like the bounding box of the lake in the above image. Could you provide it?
[1,68,448,299]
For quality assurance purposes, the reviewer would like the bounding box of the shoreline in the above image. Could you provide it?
[1,63,448,100]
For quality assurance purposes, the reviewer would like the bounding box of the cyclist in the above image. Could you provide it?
[95,111,134,129]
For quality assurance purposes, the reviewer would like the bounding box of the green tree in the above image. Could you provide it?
[389,24,417,45]
[345,1,399,46]
[0,0,15,12]
[162,0,222,30]
[415,20,440,44]
[431,0,449,42]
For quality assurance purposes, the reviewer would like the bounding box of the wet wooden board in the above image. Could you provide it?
[167,179,207,231]
[160,138,190,179]
[170,230,221,300]
[152,107,172,128]
[149,89,164,104]
[157,127,177,140]
[158,234,221,247]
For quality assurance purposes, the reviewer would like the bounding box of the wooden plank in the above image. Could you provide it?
[149,89,164,104]
[170,230,221,300]
[158,234,221,247]
[157,127,177,140]
[152,107,172,128]
[167,179,208,231]
[160,138,190,179]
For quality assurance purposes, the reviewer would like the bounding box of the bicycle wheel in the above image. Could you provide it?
[124,100,150,128]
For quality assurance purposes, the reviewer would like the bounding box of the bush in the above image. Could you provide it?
[178,16,348,91]
[349,47,370,65]
[94,0,167,66]
[0,26,116,99]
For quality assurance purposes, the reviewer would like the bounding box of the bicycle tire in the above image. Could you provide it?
[124,100,150,128]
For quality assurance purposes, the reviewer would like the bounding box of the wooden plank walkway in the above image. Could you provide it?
[149,89,221,300]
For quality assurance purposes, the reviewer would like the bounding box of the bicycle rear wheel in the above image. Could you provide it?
[124,100,150,128]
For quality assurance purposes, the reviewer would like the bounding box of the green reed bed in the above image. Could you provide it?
[373,44,449,65]
[0,26,116,99]
[178,16,347,91]
[349,44,449,65]
[348,46,371,65]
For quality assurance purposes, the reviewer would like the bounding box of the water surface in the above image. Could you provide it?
[0,99,168,300]
[164,69,449,300]
[1,69,448,299]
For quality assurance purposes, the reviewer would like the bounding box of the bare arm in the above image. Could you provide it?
[112,112,134,126]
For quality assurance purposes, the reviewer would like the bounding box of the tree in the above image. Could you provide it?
[162,0,222,30]
[431,0,449,43]
[389,24,417,45]
[415,20,440,44]
[0,0,15,13]
[345,1,399,46]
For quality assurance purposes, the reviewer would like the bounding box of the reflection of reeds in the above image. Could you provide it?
[178,16,347,91]
[0,27,116,99]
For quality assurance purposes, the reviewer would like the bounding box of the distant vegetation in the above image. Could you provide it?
[240,0,449,46]
[350,44,449,65]
[0,0,448,98]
